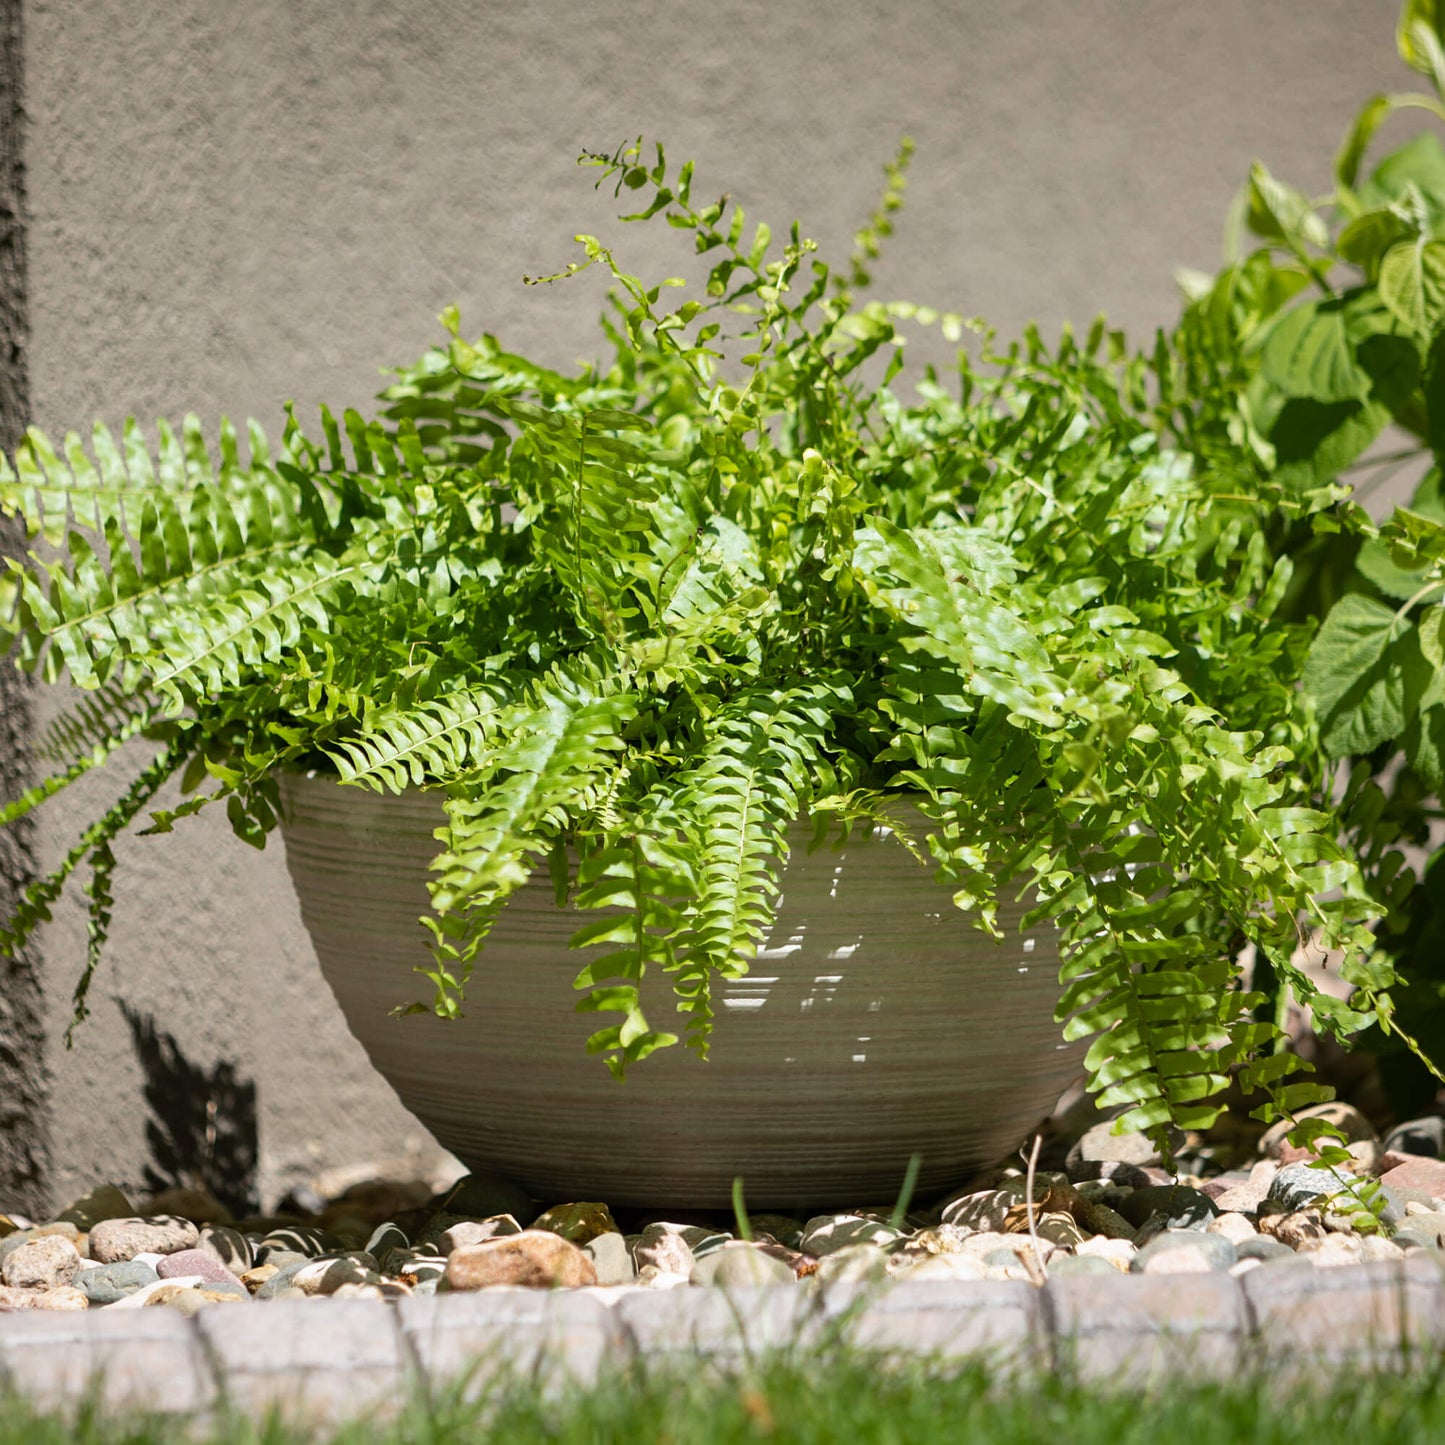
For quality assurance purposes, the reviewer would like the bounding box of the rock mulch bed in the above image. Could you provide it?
[6,1100,1445,1419]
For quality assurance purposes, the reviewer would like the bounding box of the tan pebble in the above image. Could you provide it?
[269,1286,308,1301]
[240,1264,278,1294]
[197,1288,247,1305]
[1,1235,82,1292]
[330,1282,386,1300]
[444,1230,597,1290]
[108,1276,206,1310]
[635,1264,690,1290]
[983,1262,1035,1282]
[1258,1211,1326,1250]
[1297,1234,1364,1267]
[1361,1235,1404,1261]
[892,1254,987,1281]
[1074,1237,1136,1271]
[0,1284,37,1309]
[144,1283,203,1308]
[1137,1248,1215,1276]
[1206,1212,1258,1246]
[33,1286,89,1312]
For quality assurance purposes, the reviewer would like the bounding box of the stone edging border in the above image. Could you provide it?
[1,1256,1443,1423]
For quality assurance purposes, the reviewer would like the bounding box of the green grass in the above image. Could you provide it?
[6,1351,1445,1445]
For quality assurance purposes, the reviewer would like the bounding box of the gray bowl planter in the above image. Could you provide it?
[278,769,1083,1209]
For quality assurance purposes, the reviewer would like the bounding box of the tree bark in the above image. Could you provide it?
[0,0,50,1219]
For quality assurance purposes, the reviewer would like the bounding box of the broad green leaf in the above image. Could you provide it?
[1259,300,1371,403]
[1304,592,1432,756]
[1337,208,1415,272]
[1379,239,1445,334]
[1360,132,1445,220]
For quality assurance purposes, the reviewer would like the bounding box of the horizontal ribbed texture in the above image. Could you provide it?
[279,772,1083,1209]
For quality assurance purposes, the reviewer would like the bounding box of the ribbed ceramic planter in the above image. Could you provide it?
[278,770,1083,1209]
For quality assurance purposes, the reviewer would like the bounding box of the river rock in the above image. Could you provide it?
[438,1216,521,1255]
[583,1232,635,1286]
[1071,1196,1136,1240]
[196,1226,252,1274]
[255,1226,341,1262]
[693,1244,795,1287]
[106,1275,207,1309]
[1258,1103,1376,1159]
[1211,1181,1269,1213]
[77,1260,159,1305]
[1131,1230,1236,1274]
[1,1235,81,1292]
[633,1224,709,1275]
[0,1223,80,1269]
[445,1230,596,1290]
[799,1215,903,1256]
[1236,1235,1296,1262]
[1066,1121,1184,1172]
[1075,1236,1137,1270]
[814,1243,890,1284]
[89,1216,199,1263]
[398,1255,447,1288]
[748,1215,805,1249]
[1064,1160,1155,1190]
[254,1260,314,1300]
[1385,1117,1445,1159]
[1297,1233,1365,1267]
[528,1202,618,1247]
[291,1257,381,1296]
[157,1249,244,1288]
[1259,1211,1327,1250]
[1049,1254,1119,1279]
[1380,1155,1445,1197]
[56,1185,135,1231]
[1118,1184,1216,1231]
[1267,1162,1364,1214]
[1206,1212,1257,1246]
[432,1171,534,1224]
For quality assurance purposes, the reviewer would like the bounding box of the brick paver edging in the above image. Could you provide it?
[0,1257,1442,1422]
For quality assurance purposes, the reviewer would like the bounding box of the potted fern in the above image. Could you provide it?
[0,139,1394,1207]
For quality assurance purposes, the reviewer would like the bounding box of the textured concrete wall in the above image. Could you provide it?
[13,0,1412,1208]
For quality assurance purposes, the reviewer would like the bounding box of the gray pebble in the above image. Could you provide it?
[1267,1163,1362,1215]
[254,1259,313,1300]
[1131,1229,1236,1273]
[1048,1254,1118,1278]
[1118,1185,1217,1231]
[76,1259,159,1305]
[582,1232,635,1286]
[1235,1236,1296,1262]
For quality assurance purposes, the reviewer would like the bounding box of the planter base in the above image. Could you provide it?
[279,772,1083,1209]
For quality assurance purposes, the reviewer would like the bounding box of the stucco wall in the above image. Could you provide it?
[15,0,1412,1209]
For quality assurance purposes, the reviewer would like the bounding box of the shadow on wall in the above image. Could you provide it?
[120,1001,259,1218]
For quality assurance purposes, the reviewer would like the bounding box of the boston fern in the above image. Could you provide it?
[0,134,1399,1153]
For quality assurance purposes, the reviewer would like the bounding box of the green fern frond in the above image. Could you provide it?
[417,669,639,1015]
[662,689,831,1054]
[326,685,505,793]
[568,828,692,1079]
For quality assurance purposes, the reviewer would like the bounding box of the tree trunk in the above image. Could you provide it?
[0,0,50,1220]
